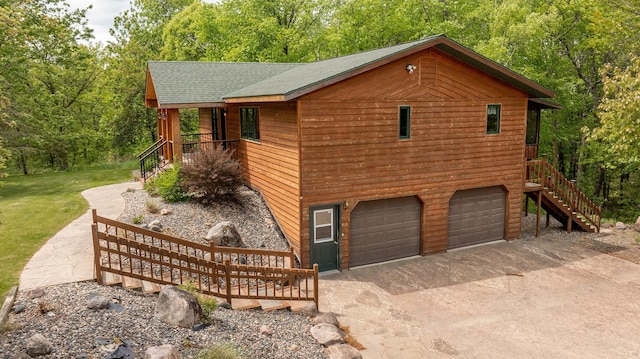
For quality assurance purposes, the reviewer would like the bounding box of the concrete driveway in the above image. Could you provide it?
[319,236,640,358]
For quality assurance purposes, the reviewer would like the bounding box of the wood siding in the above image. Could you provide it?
[226,103,303,259]
[198,108,214,135]
[298,48,528,269]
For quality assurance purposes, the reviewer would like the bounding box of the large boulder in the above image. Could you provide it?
[634,216,640,233]
[26,334,53,357]
[325,344,362,359]
[205,221,243,247]
[310,323,345,347]
[154,286,202,328]
[144,344,182,359]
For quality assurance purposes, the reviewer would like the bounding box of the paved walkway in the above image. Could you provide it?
[19,181,142,291]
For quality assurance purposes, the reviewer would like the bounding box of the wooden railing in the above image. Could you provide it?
[137,139,171,182]
[525,144,539,161]
[180,134,239,160]
[91,210,318,307]
[525,157,601,231]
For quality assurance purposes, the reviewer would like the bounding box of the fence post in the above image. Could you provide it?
[91,224,103,285]
[224,259,232,304]
[313,263,319,310]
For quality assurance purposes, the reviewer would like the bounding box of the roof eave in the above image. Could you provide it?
[433,42,555,98]
[157,102,226,109]
[224,95,287,104]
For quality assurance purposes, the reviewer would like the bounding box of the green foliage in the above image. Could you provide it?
[0,164,134,300]
[145,165,190,202]
[194,344,241,359]
[180,146,243,204]
[132,214,144,224]
[179,280,218,322]
[145,199,160,214]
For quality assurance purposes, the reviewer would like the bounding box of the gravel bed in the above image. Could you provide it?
[0,187,326,359]
[116,186,289,251]
[0,282,326,358]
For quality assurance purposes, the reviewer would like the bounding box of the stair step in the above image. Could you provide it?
[231,298,262,310]
[257,299,290,311]
[141,280,164,293]
[122,275,142,289]
[102,271,122,286]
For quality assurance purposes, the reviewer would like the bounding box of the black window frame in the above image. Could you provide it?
[240,107,260,141]
[486,104,501,134]
[399,106,411,139]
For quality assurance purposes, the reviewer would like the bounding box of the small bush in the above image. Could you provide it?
[180,145,243,204]
[132,214,144,224]
[144,165,190,202]
[195,344,241,359]
[145,199,160,214]
[179,280,218,322]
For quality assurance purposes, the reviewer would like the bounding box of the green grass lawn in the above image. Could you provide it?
[0,164,135,300]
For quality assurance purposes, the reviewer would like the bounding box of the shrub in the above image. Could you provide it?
[145,199,159,214]
[180,145,243,204]
[195,344,241,359]
[132,214,144,224]
[179,280,218,322]
[144,165,190,202]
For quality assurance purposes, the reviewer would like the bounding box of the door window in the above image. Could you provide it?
[314,209,334,243]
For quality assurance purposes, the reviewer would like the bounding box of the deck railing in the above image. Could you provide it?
[137,139,170,182]
[91,210,318,307]
[180,133,239,160]
[525,157,601,231]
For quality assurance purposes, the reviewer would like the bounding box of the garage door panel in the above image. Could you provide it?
[350,196,421,267]
[448,187,506,249]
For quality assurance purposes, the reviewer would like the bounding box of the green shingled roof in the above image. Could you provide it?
[223,35,443,100]
[147,34,554,106]
[147,61,300,106]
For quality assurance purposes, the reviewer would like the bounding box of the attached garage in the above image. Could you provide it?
[448,186,506,249]
[350,196,421,267]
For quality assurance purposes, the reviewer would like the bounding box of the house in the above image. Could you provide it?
[144,34,600,272]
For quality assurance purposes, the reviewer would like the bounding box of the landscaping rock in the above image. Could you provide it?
[28,289,45,299]
[218,302,232,309]
[634,216,640,232]
[87,295,111,310]
[325,344,362,359]
[144,344,182,359]
[310,323,345,347]
[259,325,272,336]
[160,209,172,216]
[300,302,319,317]
[12,303,25,314]
[26,333,53,357]
[105,343,135,359]
[148,220,163,232]
[313,312,340,327]
[154,286,202,328]
[205,221,244,247]
[616,221,627,230]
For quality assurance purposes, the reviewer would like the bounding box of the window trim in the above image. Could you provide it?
[313,208,334,244]
[399,105,411,139]
[486,104,501,134]
[240,107,260,142]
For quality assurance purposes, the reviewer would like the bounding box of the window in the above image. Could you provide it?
[399,106,411,139]
[240,107,259,141]
[486,104,501,134]
[313,209,334,243]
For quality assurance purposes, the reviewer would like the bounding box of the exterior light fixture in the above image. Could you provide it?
[406,64,417,74]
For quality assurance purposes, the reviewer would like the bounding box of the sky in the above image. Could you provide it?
[65,0,218,45]
[66,0,131,45]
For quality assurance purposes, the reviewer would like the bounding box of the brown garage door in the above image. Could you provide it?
[350,196,421,267]
[448,186,506,249]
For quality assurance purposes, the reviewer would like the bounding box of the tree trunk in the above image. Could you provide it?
[594,166,605,197]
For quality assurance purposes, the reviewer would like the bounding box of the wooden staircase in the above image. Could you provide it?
[99,266,312,312]
[524,157,601,233]
[91,210,319,312]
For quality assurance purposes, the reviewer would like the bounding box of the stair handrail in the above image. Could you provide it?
[138,139,169,182]
[137,138,167,160]
[526,157,601,231]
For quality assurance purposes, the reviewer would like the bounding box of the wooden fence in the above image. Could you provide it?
[91,210,318,307]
